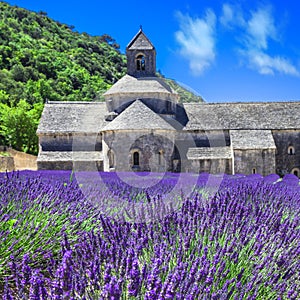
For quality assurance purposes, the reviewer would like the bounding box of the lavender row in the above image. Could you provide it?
[0,171,299,299]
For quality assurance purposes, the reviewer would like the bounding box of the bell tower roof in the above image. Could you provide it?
[126,28,156,77]
[126,28,155,50]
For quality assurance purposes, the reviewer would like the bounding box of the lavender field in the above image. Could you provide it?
[0,171,299,299]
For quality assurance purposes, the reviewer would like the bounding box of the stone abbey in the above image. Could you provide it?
[37,29,300,177]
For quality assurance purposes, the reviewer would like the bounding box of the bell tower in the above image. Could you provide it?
[126,28,156,77]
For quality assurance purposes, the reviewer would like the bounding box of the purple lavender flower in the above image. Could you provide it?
[3,278,13,300]
[29,269,48,300]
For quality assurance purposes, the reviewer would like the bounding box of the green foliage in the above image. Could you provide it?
[0,2,126,106]
[157,71,204,103]
[0,100,43,154]
[0,151,10,157]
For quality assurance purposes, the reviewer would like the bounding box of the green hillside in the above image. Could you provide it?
[158,73,204,104]
[0,1,126,105]
[0,1,203,155]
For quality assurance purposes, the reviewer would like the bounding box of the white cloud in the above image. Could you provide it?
[246,50,299,76]
[220,4,245,28]
[175,10,216,75]
[246,7,277,50]
[244,7,299,76]
[220,4,234,27]
[221,4,299,76]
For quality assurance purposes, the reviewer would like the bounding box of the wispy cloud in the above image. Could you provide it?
[221,4,299,76]
[245,50,299,75]
[246,7,277,49]
[220,4,245,28]
[174,10,216,75]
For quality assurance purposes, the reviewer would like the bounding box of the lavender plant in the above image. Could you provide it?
[0,170,299,299]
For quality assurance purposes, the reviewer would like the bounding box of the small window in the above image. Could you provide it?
[288,146,295,155]
[158,150,164,165]
[108,150,115,168]
[166,101,172,113]
[136,54,145,71]
[252,168,256,174]
[133,151,140,166]
[291,168,300,177]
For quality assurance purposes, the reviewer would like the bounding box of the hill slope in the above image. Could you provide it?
[0,1,127,105]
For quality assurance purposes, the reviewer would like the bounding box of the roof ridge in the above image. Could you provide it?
[103,74,177,96]
[184,101,300,105]
[47,101,105,105]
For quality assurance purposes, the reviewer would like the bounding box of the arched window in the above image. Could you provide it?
[133,151,140,166]
[288,146,295,155]
[291,168,300,177]
[252,168,256,174]
[136,54,145,71]
[108,150,115,168]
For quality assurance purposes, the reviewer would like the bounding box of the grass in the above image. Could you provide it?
[0,151,11,157]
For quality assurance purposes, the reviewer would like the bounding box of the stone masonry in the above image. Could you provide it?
[37,29,300,177]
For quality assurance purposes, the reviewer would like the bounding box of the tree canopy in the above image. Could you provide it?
[0,1,126,106]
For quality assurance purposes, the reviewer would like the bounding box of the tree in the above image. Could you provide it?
[0,100,43,154]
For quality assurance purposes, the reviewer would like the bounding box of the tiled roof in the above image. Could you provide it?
[101,100,175,131]
[37,151,103,161]
[126,29,154,50]
[103,74,176,96]
[230,130,276,149]
[183,102,300,130]
[187,147,232,160]
[37,102,108,134]
[37,101,300,135]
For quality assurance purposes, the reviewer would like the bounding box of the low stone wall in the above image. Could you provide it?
[188,158,232,174]
[7,148,37,170]
[37,160,103,171]
[0,156,15,172]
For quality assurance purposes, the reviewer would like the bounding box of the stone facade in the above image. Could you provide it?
[272,130,300,176]
[37,29,300,177]
[233,149,276,175]
[103,130,175,172]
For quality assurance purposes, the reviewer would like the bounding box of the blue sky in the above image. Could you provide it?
[5,0,300,102]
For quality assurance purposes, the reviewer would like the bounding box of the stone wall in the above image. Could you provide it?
[106,94,178,115]
[233,149,276,175]
[188,158,232,174]
[103,130,175,172]
[0,147,37,171]
[175,131,230,149]
[190,130,231,147]
[127,49,156,77]
[272,130,300,175]
[0,156,15,172]
[37,160,73,170]
[37,159,103,171]
[39,133,102,151]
